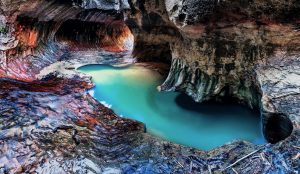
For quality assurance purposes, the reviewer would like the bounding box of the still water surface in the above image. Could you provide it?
[78,64,265,150]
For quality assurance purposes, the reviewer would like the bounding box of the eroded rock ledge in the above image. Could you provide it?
[127,0,300,144]
[0,0,299,173]
[0,57,298,173]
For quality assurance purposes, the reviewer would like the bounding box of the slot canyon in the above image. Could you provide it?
[0,0,299,173]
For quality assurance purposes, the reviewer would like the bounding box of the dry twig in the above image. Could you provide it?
[189,161,193,173]
[260,152,271,166]
[176,161,184,168]
[223,145,267,171]
[292,145,300,150]
[232,168,239,174]
[292,153,300,160]
[208,165,212,174]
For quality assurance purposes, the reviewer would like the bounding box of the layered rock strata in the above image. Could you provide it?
[0,58,299,173]
[0,0,133,81]
[127,0,300,143]
[0,0,299,173]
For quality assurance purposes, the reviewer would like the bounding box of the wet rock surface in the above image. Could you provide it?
[0,0,299,173]
[128,0,300,156]
[0,72,299,174]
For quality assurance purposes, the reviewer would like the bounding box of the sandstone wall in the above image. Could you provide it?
[0,0,299,145]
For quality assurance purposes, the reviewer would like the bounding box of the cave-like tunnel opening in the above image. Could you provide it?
[55,19,134,52]
[12,4,294,148]
[15,6,174,64]
[15,8,136,53]
[212,82,294,144]
[263,112,293,144]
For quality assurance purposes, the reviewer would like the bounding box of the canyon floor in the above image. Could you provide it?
[0,0,300,173]
[0,50,299,174]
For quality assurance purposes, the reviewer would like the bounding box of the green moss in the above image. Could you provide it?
[0,26,8,34]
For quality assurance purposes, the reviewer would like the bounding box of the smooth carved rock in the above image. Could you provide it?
[0,75,298,173]
[0,0,299,173]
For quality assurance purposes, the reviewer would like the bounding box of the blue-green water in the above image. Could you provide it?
[78,64,265,150]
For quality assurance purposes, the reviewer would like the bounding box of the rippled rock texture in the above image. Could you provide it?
[126,0,300,143]
[0,0,134,81]
[159,0,300,105]
[0,69,299,174]
[0,0,300,173]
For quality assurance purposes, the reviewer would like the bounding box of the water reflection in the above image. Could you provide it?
[78,64,265,150]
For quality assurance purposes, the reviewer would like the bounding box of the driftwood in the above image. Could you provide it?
[208,165,212,174]
[232,167,239,174]
[260,152,271,165]
[222,145,268,171]
[176,160,184,168]
[189,161,193,173]
[292,153,300,160]
[292,145,300,150]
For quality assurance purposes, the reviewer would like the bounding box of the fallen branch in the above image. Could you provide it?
[292,153,300,160]
[208,165,212,174]
[232,168,239,174]
[189,161,193,173]
[272,92,300,99]
[223,145,267,171]
[270,155,273,167]
[251,155,260,159]
[292,145,300,150]
[176,161,184,168]
[260,152,271,166]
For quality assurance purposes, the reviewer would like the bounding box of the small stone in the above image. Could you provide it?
[102,168,122,174]
[26,139,33,146]
[0,157,9,168]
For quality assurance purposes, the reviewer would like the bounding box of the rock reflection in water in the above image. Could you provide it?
[78,64,265,150]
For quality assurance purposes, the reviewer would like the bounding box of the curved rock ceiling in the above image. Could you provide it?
[0,0,299,173]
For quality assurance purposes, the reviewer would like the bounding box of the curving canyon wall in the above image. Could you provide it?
[126,0,300,143]
[0,0,299,149]
[0,0,133,81]
[0,0,299,173]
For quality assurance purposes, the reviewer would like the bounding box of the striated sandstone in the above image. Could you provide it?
[0,0,299,173]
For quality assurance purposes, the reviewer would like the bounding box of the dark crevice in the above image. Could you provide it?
[133,42,172,64]
[262,112,293,144]
[175,93,261,118]
[55,20,103,44]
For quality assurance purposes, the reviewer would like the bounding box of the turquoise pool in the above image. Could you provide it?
[78,64,265,150]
